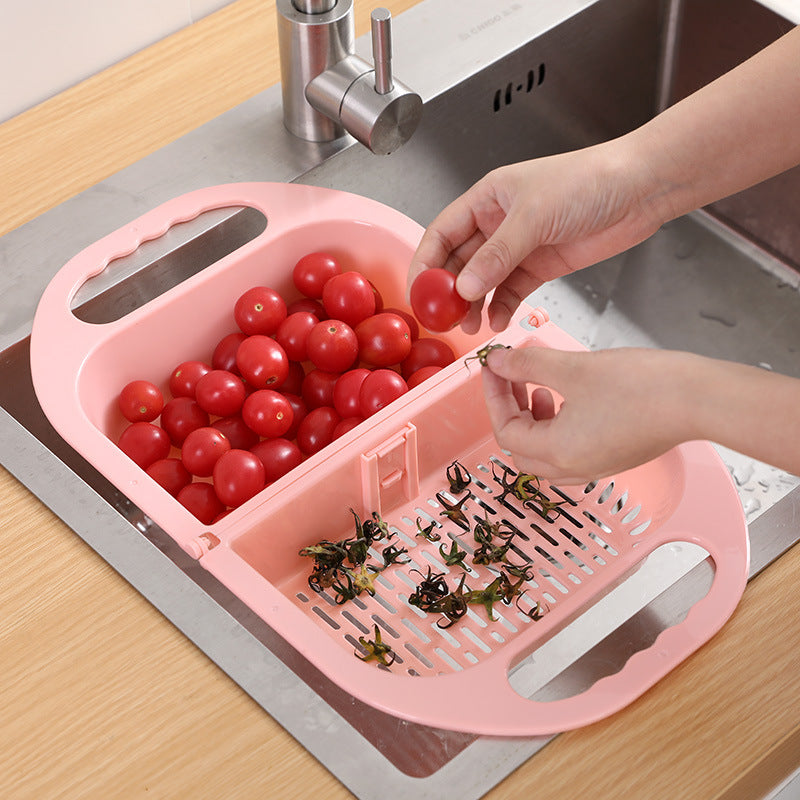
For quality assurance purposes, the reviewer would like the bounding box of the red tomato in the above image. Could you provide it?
[332,368,370,418]
[407,364,443,388]
[321,271,376,327]
[296,406,341,455]
[169,360,212,399]
[306,319,358,373]
[212,332,247,374]
[242,389,293,438]
[301,369,339,409]
[178,482,226,523]
[275,311,317,362]
[369,280,384,313]
[383,307,419,340]
[286,297,326,319]
[118,380,164,423]
[236,335,289,389]
[293,252,342,299]
[281,360,306,396]
[250,437,304,483]
[400,337,456,379]
[213,449,266,508]
[212,415,260,450]
[195,369,247,416]
[234,286,287,336]
[181,426,232,477]
[281,393,307,440]
[118,422,171,469]
[160,397,210,446]
[410,268,469,332]
[355,312,412,367]
[146,457,191,497]
[332,417,362,439]
[359,369,408,417]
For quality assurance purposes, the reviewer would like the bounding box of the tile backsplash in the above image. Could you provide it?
[0,0,235,123]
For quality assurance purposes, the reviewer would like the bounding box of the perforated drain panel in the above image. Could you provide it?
[291,449,651,678]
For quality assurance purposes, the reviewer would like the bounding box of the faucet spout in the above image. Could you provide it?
[276,0,422,155]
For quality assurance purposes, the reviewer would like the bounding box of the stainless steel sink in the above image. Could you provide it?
[2,0,799,797]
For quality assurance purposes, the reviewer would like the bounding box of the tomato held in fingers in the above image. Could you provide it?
[195,369,247,416]
[169,360,212,399]
[181,426,232,477]
[250,437,304,483]
[213,449,266,508]
[355,312,412,367]
[410,268,469,332]
[118,380,164,423]
[242,389,293,438]
[306,319,358,372]
[118,422,171,469]
[234,286,287,336]
[160,397,210,446]
[401,337,456,379]
[296,406,340,455]
[322,271,376,328]
[178,482,226,524]
[236,335,289,389]
[293,252,341,299]
[359,369,408,418]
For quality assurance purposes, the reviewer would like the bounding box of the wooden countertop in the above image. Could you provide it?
[1,1,799,797]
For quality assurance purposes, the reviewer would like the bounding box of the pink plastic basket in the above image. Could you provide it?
[30,182,749,736]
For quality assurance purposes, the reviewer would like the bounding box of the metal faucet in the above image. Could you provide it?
[276,0,422,155]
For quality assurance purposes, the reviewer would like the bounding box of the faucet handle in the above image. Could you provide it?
[371,8,393,95]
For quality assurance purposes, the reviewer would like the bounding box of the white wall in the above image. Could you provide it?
[0,0,236,123]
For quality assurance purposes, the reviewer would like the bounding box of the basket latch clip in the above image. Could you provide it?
[360,422,420,516]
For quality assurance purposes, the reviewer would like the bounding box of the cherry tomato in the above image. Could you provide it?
[301,369,339,409]
[236,335,289,389]
[306,319,358,372]
[213,449,266,508]
[275,311,317,362]
[242,389,293,438]
[296,406,341,455]
[281,393,307,440]
[369,280,384,313]
[118,380,164,423]
[332,368,370,418]
[160,397,210,446]
[250,437,304,483]
[321,271,376,328]
[169,360,212,399]
[282,360,306,396]
[383,307,419,340]
[286,297,326,319]
[359,369,408,417]
[355,312,412,367]
[178,482,226,523]
[146,457,191,497]
[212,332,247,374]
[181,426,232,477]
[212,415,260,451]
[400,337,456,379]
[234,286,287,336]
[410,268,469,332]
[195,369,247,416]
[407,364,443,389]
[293,252,342,298]
[332,417,362,439]
[118,422,171,469]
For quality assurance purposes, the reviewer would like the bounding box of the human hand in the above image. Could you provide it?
[408,142,665,333]
[481,345,705,484]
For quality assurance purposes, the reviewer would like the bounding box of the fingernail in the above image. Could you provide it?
[456,272,483,301]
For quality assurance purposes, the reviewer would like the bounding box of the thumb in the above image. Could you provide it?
[485,343,577,389]
[455,210,539,302]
